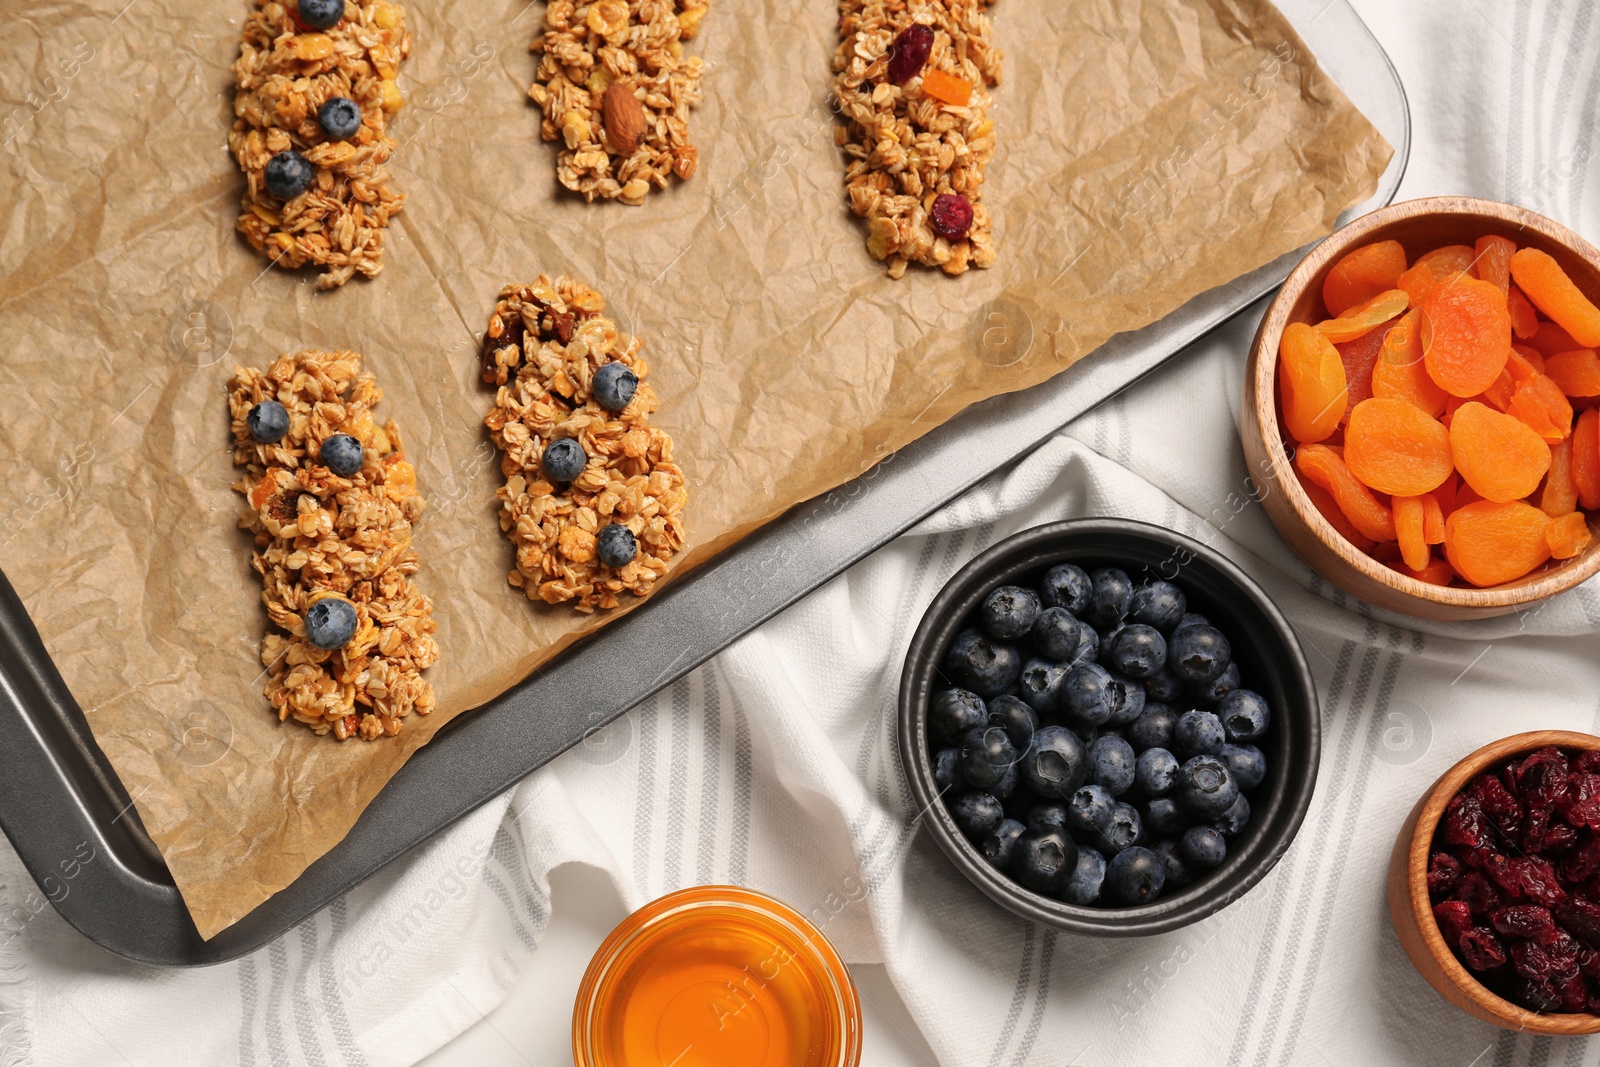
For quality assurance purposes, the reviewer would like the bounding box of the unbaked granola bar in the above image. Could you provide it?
[481,277,688,610]
[528,0,709,205]
[229,0,411,289]
[228,350,437,741]
[833,0,1000,277]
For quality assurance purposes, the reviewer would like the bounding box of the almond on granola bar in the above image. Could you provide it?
[481,277,688,610]
[833,0,1000,277]
[230,0,412,289]
[528,0,709,205]
[229,350,437,741]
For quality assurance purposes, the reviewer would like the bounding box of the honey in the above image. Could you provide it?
[573,886,861,1067]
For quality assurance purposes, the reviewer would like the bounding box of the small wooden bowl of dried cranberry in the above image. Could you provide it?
[1388,731,1600,1034]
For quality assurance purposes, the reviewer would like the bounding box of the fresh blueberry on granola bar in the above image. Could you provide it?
[247,399,289,444]
[597,523,638,568]
[296,0,343,30]
[320,433,364,477]
[264,150,315,200]
[541,437,587,482]
[317,97,362,141]
[592,362,638,412]
[304,596,358,650]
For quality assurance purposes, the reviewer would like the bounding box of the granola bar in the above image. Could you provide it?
[229,0,411,289]
[528,0,709,205]
[481,277,688,610]
[833,0,1001,277]
[228,350,437,741]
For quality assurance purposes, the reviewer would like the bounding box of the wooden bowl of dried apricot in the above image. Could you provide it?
[1243,196,1600,620]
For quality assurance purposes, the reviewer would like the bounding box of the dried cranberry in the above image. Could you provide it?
[1470,772,1524,836]
[1562,773,1600,829]
[1457,871,1506,917]
[1518,975,1563,1011]
[1434,900,1473,948]
[928,193,974,242]
[1459,845,1499,871]
[1512,857,1570,909]
[1428,852,1464,899]
[886,23,934,85]
[1558,897,1600,948]
[1545,929,1581,974]
[1444,793,1490,850]
[1511,938,1573,982]
[1485,852,1522,897]
[1514,747,1572,811]
[1577,750,1600,776]
[1493,905,1558,942]
[1562,836,1600,883]
[1537,821,1581,854]
[1557,971,1589,1012]
[1580,945,1600,979]
[1459,926,1509,971]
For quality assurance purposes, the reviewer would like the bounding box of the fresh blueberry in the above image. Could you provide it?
[542,437,587,482]
[1126,703,1178,752]
[1104,674,1147,726]
[1219,689,1271,743]
[941,629,1022,697]
[1086,567,1134,629]
[1145,667,1185,704]
[1144,796,1190,836]
[990,763,1020,800]
[986,694,1038,750]
[949,791,1004,840]
[264,150,315,199]
[1088,736,1137,796]
[1104,846,1166,904]
[1174,710,1226,757]
[928,688,986,744]
[1172,612,1210,634]
[1219,743,1267,791]
[1015,658,1069,714]
[1027,801,1069,831]
[317,96,361,140]
[1169,624,1232,684]
[932,748,963,793]
[958,725,1017,790]
[1021,726,1088,799]
[980,585,1041,641]
[1061,663,1114,727]
[1011,827,1077,897]
[1213,793,1251,837]
[596,524,637,568]
[1095,801,1143,855]
[1134,747,1180,797]
[1153,837,1196,890]
[246,399,289,443]
[1065,784,1116,836]
[296,0,344,28]
[1188,660,1240,706]
[1030,607,1096,664]
[319,433,363,476]
[1097,624,1124,662]
[1180,825,1228,870]
[1178,755,1240,818]
[1107,624,1167,679]
[1063,846,1107,905]
[1129,581,1187,632]
[980,818,1026,870]
[1039,563,1092,614]
[304,596,358,650]
[592,362,638,411]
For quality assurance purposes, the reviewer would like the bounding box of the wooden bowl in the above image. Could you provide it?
[1242,196,1600,620]
[1387,730,1600,1035]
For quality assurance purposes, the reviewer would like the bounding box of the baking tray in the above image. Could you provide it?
[0,0,1409,965]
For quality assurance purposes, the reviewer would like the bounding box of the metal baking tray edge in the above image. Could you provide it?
[0,0,1409,965]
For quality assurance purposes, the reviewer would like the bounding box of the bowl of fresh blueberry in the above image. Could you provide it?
[898,518,1320,936]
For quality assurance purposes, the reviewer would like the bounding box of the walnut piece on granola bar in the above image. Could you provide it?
[230,0,412,289]
[481,276,688,610]
[229,350,437,741]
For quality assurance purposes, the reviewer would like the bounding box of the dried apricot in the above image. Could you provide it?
[1450,401,1552,502]
[1541,436,1579,517]
[1474,235,1517,293]
[1434,469,1460,515]
[1322,239,1408,317]
[1394,496,1431,570]
[1344,397,1453,496]
[1508,284,1539,339]
[1297,470,1374,551]
[1421,275,1513,397]
[1335,324,1388,417]
[1444,500,1553,586]
[1371,311,1447,416]
[1397,262,1439,305]
[1543,349,1600,397]
[1529,321,1583,357]
[1507,372,1573,443]
[1574,409,1600,510]
[1510,248,1600,347]
[1546,512,1592,559]
[1316,289,1410,344]
[1278,322,1348,443]
[1418,244,1477,279]
[1398,556,1455,585]
[1507,345,1544,380]
[1296,443,1396,541]
[1421,492,1446,542]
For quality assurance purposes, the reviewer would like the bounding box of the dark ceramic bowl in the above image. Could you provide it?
[897,518,1320,936]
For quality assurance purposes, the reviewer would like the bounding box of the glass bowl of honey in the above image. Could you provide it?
[572,885,861,1067]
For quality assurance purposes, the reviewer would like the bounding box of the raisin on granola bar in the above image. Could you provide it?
[229,0,411,289]
[228,350,437,741]
[481,277,688,610]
